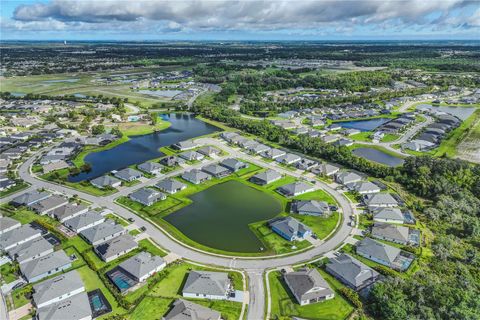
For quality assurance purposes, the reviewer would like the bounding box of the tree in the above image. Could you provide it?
[91,124,105,135]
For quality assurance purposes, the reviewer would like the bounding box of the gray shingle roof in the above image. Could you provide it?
[325,253,378,289]
[36,292,92,320]
[270,217,312,239]
[372,207,404,221]
[11,191,51,206]
[182,271,229,296]
[63,211,105,232]
[155,179,186,193]
[182,169,210,183]
[114,168,143,181]
[284,268,333,302]
[94,234,138,261]
[0,216,20,234]
[32,270,84,307]
[52,203,88,221]
[163,299,221,320]
[356,237,401,264]
[201,164,231,176]
[29,195,68,213]
[129,187,165,205]
[293,200,330,215]
[0,224,42,251]
[277,182,313,196]
[20,250,71,281]
[90,175,121,187]
[79,220,125,244]
[363,193,399,206]
[138,161,163,173]
[119,252,165,280]
[7,237,53,264]
[372,222,409,243]
[250,169,282,184]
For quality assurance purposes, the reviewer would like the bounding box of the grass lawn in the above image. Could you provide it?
[0,181,30,199]
[250,222,311,255]
[358,214,373,230]
[11,285,32,309]
[62,235,92,253]
[138,238,167,257]
[105,213,130,226]
[0,263,18,284]
[292,211,340,240]
[76,265,127,319]
[118,119,171,136]
[381,133,400,142]
[129,297,172,320]
[117,196,184,218]
[268,270,354,320]
[129,229,141,236]
[40,169,117,196]
[294,189,336,205]
[349,132,372,142]
[5,207,59,226]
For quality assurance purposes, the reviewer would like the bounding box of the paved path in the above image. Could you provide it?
[15,137,356,320]
[8,302,32,320]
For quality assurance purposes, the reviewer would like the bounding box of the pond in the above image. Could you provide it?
[352,147,405,167]
[416,104,475,121]
[337,118,392,131]
[164,180,282,253]
[68,113,220,182]
[137,90,183,98]
[42,78,80,83]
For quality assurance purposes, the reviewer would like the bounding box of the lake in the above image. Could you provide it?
[353,147,405,167]
[68,113,220,182]
[137,90,183,98]
[164,180,282,253]
[416,104,475,121]
[42,78,80,83]
[337,118,391,131]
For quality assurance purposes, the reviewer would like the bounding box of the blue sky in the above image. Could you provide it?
[1,0,479,40]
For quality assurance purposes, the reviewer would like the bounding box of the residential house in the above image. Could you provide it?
[356,237,414,271]
[118,252,166,282]
[94,234,138,262]
[182,169,211,185]
[249,169,282,185]
[291,200,330,216]
[220,158,249,172]
[52,203,89,223]
[7,237,54,264]
[79,220,126,245]
[90,175,121,189]
[10,190,51,207]
[163,299,221,320]
[284,268,334,305]
[182,271,230,300]
[363,193,398,207]
[42,160,69,174]
[201,164,231,178]
[155,179,186,194]
[269,217,312,241]
[247,143,270,155]
[312,163,340,177]
[0,224,42,251]
[32,270,84,308]
[179,151,205,162]
[171,140,199,151]
[346,181,381,194]
[325,253,379,290]
[63,211,105,233]
[36,291,92,320]
[372,222,420,246]
[20,250,72,283]
[129,188,166,206]
[275,153,301,165]
[113,168,143,182]
[197,146,221,157]
[335,171,363,185]
[138,161,163,175]
[0,216,20,235]
[259,148,286,160]
[29,195,69,216]
[295,158,318,171]
[277,182,314,197]
[160,156,184,167]
[371,207,405,224]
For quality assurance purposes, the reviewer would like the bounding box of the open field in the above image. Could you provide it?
[455,109,480,163]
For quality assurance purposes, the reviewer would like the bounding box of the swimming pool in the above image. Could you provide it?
[106,268,137,292]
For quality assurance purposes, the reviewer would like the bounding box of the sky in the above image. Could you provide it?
[1,0,479,41]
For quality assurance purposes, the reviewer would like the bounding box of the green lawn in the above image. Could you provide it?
[250,221,311,255]
[11,285,32,309]
[138,238,168,257]
[129,297,172,320]
[105,213,130,226]
[118,119,171,136]
[40,169,117,196]
[294,189,336,204]
[0,182,30,198]
[129,229,141,236]
[0,263,18,284]
[349,132,372,142]
[268,270,354,320]
[381,133,400,142]
[5,206,59,226]
[292,211,340,240]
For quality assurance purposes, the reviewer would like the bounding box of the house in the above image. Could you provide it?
[182,271,230,300]
[118,252,166,282]
[20,250,72,283]
[277,182,314,197]
[32,270,84,308]
[356,237,414,271]
[260,148,286,159]
[334,138,354,147]
[247,143,270,154]
[29,195,69,215]
[335,171,363,185]
[313,163,340,177]
[138,161,163,175]
[372,222,420,246]
[163,299,221,320]
[129,188,166,206]
[0,216,21,235]
[10,190,51,207]
[42,160,70,174]
[295,158,318,171]
[269,217,312,241]
[171,140,199,151]
[321,135,340,143]
[363,193,398,207]
[182,169,211,185]
[63,211,105,233]
[325,253,379,290]
[346,181,381,194]
[79,220,126,245]
[220,158,249,172]
[94,234,138,262]
[249,169,282,185]
[7,237,54,264]
[201,164,231,178]
[220,132,240,143]
[90,175,122,189]
[197,146,221,157]
[371,207,405,224]
[160,156,184,167]
[155,179,187,194]
[0,224,42,251]
[291,200,330,216]
[36,291,92,320]
[275,153,301,165]
[284,268,334,305]
[52,203,89,222]
[113,168,143,182]
[179,151,205,162]
[0,179,16,191]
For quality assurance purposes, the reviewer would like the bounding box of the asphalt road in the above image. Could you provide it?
[14,137,356,320]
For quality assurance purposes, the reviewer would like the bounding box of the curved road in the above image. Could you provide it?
[15,138,355,320]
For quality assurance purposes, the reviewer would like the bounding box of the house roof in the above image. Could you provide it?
[30,195,68,213]
[138,161,163,173]
[36,292,92,320]
[294,200,329,214]
[182,169,210,182]
[372,222,409,243]
[7,237,53,264]
[114,168,143,180]
[260,148,286,158]
[220,158,246,170]
[356,237,400,264]
[363,193,398,206]
[270,217,311,239]
[0,216,20,233]
[129,188,165,204]
[94,234,138,260]
[278,182,313,195]
[183,271,229,296]
[155,179,186,192]
[33,270,84,307]
[11,191,51,206]
[326,253,378,288]
[284,268,333,301]
[346,181,380,193]
[372,207,404,221]
[251,169,282,183]
[90,175,121,187]
[52,203,87,221]
[0,224,42,250]
[63,211,105,232]
[20,250,71,281]
[163,299,221,320]
[197,146,220,156]
[336,171,362,184]
[119,252,165,280]
[79,220,124,244]
[201,164,231,176]
[179,151,204,161]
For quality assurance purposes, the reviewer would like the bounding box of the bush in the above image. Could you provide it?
[373,265,397,277]
[339,287,363,308]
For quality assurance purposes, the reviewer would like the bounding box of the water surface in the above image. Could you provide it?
[164,180,282,253]
[416,104,475,121]
[42,78,80,83]
[353,147,404,167]
[337,118,391,131]
[137,90,183,98]
[68,113,220,182]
